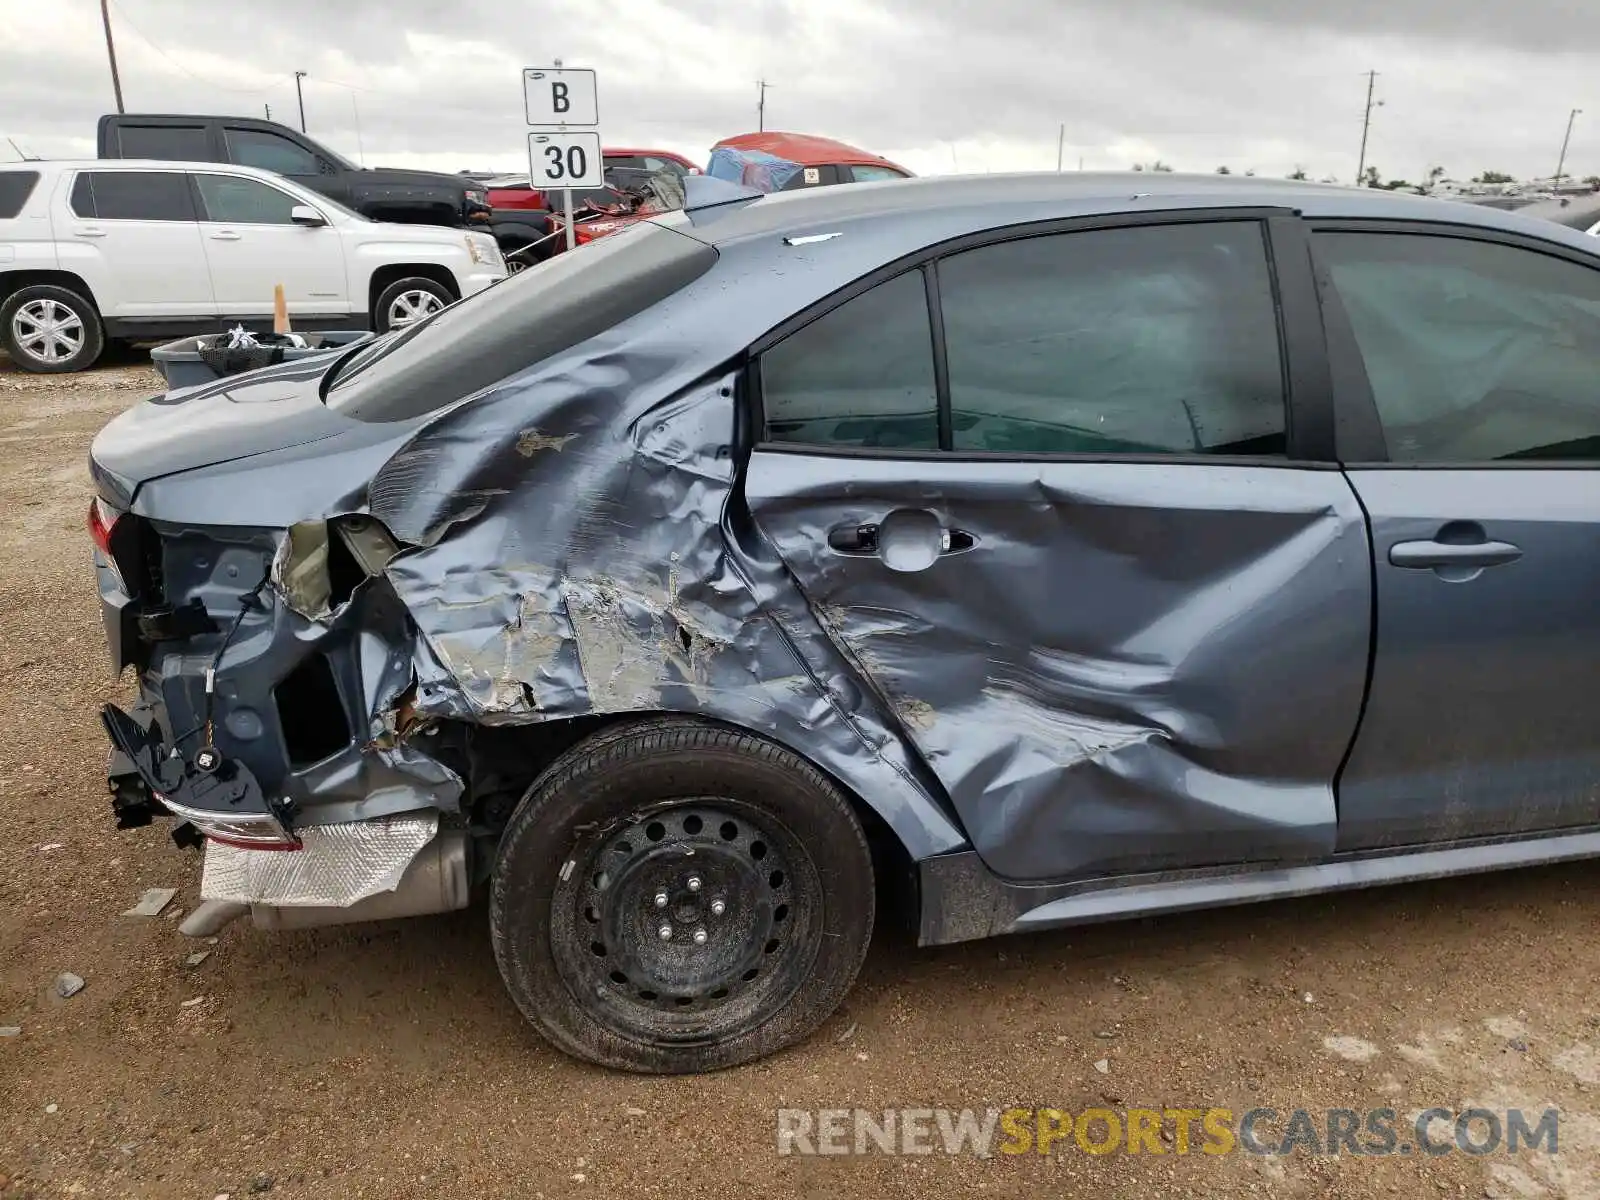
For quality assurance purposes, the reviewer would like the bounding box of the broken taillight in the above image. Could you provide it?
[88,497,121,557]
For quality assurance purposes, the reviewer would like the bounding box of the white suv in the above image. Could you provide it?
[0,159,507,373]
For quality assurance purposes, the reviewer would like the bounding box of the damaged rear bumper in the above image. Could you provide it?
[95,508,475,931]
[102,700,295,847]
[104,699,471,935]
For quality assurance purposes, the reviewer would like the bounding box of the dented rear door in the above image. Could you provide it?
[743,213,1372,883]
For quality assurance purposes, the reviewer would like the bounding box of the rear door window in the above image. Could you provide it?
[223,128,320,176]
[937,221,1288,456]
[113,123,211,161]
[761,270,940,450]
[848,165,906,183]
[781,165,843,190]
[69,171,196,221]
[0,171,40,219]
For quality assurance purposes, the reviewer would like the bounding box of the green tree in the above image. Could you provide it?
[1360,166,1382,188]
[1215,165,1232,175]
[1473,170,1515,184]
[1286,166,1309,180]
[1585,175,1600,190]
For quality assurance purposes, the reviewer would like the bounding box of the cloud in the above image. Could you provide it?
[2,0,1597,184]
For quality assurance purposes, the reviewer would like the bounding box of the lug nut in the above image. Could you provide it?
[692,928,708,945]
[687,876,702,893]
[658,924,673,941]
[654,891,669,909]
[710,899,727,917]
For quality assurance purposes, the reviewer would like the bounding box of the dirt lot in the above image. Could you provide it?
[1,351,1598,1199]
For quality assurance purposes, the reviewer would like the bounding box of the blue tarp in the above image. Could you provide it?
[706,146,803,193]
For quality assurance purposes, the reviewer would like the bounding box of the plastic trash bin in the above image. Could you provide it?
[150,330,375,391]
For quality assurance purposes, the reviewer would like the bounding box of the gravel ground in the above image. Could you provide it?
[2,351,1599,1199]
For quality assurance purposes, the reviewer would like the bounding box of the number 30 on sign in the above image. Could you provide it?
[528,131,603,189]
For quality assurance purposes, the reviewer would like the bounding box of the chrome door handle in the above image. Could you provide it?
[76,227,106,238]
[1389,540,1522,569]
[827,511,976,572]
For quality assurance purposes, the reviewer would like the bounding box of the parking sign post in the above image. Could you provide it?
[523,65,601,252]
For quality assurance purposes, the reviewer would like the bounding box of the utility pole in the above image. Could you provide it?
[1056,124,1065,171]
[1556,108,1582,184]
[1356,69,1382,183]
[350,93,365,166]
[99,0,124,114]
[757,80,770,132]
[264,104,271,120]
[294,71,308,132]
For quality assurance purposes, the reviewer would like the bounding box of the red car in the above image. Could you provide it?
[708,131,912,186]
[486,148,700,211]
[508,134,912,265]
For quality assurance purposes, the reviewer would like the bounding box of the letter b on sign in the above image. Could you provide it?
[524,67,598,126]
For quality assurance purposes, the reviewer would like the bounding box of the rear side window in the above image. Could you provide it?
[327,220,718,422]
[939,222,1287,456]
[781,166,840,190]
[848,165,906,183]
[69,171,195,221]
[762,271,939,450]
[194,174,299,224]
[224,128,319,176]
[113,124,210,161]
[0,171,39,219]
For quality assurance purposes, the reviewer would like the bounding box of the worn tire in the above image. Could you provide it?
[1,284,104,373]
[491,717,875,1073]
[371,276,454,333]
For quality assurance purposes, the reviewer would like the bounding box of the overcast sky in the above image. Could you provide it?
[2,0,1597,183]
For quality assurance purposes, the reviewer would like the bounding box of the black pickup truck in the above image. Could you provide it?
[97,113,493,229]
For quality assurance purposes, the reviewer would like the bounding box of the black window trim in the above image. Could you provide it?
[1310,217,1600,470]
[748,206,1341,467]
[66,168,198,223]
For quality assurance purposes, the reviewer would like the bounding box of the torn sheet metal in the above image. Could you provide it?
[373,354,968,861]
[201,812,439,907]
[272,520,334,620]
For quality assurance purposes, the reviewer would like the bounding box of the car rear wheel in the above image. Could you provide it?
[372,277,453,334]
[1,285,104,373]
[490,717,875,1073]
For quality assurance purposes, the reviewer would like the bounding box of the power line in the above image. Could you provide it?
[106,0,288,95]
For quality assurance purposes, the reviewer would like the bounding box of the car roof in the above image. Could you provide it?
[713,131,909,173]
[678,170,1600,255]
[0,158,282,175]
[606,147,695,161]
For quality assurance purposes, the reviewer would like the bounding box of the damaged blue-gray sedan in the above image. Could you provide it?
[89,172,1600,1072]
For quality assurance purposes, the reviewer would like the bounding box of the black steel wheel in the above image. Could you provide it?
[491,718,875,1073]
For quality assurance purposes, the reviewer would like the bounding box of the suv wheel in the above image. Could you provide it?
[1,285,104,373]
[491,717,875,1073]
[372,277,453,333]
